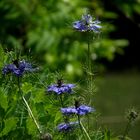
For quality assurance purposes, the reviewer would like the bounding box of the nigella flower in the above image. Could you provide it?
[2,60,36,77]
[57,121,78,132]
[61,107,77,115]
[61,105,94,116]
[47,79,75,95]
[77,105,94,115]
[73,14,102,32]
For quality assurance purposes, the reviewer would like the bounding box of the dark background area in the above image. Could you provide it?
[100,0,140,71]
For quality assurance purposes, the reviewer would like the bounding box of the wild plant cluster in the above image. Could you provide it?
[0,12,138,140]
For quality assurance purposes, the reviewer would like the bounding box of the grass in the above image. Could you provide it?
[94,72,140,140]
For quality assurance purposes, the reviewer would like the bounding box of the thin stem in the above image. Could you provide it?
[87,34,93,94]
[122,119,132,140]
[77,114,83,131]
[77,115,91,140]
[17,77,42,134]
[22,96,41,134]
[59,94,69,124]
[59,94,64,108]
[20,107,24,126]
[65,132,70,140]
[87,38,90,71]
[77,115,86,140]
[87,115,90,133]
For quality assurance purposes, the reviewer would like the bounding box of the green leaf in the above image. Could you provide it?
[0,45,4,67]
[0,91,8,111]
[104,130,110,140]
[33,89,45,103]
[26,117,37,136]
[0,117,17,137]
[22,82,33,94]
[54,111,61,124]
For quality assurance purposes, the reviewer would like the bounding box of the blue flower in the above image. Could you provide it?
[77,105,94,115]
[61,107,77,115]
[2,60,36,77]
[57,121,78,132]
[47,80,75,95]
[61,105,94,116]
[19,61,34,72]
[2,64,16,75]
[73,21,88,31]
[73,14,101,32]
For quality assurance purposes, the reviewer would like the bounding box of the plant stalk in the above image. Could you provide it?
[87,34,93,94]
[77,115,91,140]
[17,77,42,134]
[122,119,132,140]
[59,94,64,108]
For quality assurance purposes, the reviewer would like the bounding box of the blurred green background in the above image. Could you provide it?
[0,0,140,139]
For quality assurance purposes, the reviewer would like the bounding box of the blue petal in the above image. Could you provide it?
[82,14,92,24]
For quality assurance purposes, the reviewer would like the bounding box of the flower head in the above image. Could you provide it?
[77,105,94,115]
[2,64,16,75]
[2,60,36,77]
[126,108,139,121]
[73,14,101,32]
[47,79,75,95]
[61,107,77,115]
[61,105,94,116]
[57,121,78,132]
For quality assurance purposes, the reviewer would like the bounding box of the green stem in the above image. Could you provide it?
[87,115,90,133]
[122,119,132,140]
[87,34,93,94]
[77,115,91,140]
[17,77,42,134]
[59,94,64,108]
[20,107,24,126]
[87,37,90,71]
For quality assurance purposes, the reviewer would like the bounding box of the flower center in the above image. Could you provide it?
[57,79,63,87]
[13,59,19,68]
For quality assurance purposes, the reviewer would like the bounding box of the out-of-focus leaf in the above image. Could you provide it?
[0,89,8,111]
[22,82,33,95]
[0,117,17,137]
[134,4,140,14]
[54,111,62,125]
[26,117,37,136]
[33,89,45,103]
